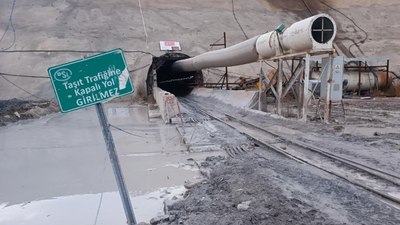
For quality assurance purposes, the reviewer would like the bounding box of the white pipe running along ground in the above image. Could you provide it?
[171,13,336,72]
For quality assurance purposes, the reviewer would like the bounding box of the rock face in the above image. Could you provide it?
[3,0,400,100]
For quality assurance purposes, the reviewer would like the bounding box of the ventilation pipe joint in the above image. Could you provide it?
[256,13,336,59]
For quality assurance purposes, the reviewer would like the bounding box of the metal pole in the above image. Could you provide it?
[358,61,362,96]
[224,32,229,90]
[259,61,262,111]
[298,68,303,119]
[302,54,310,122]
[277,59,283,115]
[95,103,137,225]
[386,59,390,88]
[324,55,333,123]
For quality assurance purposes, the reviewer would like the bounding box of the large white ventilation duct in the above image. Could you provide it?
[171,14,336,72]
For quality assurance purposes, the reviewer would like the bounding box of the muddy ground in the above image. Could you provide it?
[144,95,400,225]
[2,91,400,225]
[1,1,400,224]
[152,152,399,225]
[0,99,59,126]
[1,95,400,225]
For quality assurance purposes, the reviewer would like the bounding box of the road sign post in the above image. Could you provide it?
[95,102,137,225]
[48,49,137,224]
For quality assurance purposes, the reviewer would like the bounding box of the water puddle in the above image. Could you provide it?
[0,104,223,224]
[0,186,186,225]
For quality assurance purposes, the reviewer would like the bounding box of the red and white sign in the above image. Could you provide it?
[159,41,181,51]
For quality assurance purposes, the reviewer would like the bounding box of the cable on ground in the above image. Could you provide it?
[137,0,149,48]
[0,0,17,51]
[109,124,149,138]
[301,0,313,16]
[319,1,368,57]
[231,0,249,40]
[0,49,155,56]
[0,75,45,100]
[0,72,49,79]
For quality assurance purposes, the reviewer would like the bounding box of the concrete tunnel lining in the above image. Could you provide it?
[147,53,204,96]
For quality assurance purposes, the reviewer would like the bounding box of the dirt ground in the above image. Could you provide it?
[144,95,400,225]
[1,1,400,224]
[152,152,399,225]
[0,99,59,126]
[2,95,399,225]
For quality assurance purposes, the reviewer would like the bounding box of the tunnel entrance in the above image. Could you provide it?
[147,53,203,96]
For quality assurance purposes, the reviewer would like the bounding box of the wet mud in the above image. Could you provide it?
[153,153,400,225]
[0,99,58,126]
[145,94,400,225]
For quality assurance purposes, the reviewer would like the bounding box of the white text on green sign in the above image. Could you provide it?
[48,49,134,112]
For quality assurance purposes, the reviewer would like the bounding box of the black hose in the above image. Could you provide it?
[319,1,368,57]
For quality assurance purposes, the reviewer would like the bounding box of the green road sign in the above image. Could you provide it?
[48,49,134,112]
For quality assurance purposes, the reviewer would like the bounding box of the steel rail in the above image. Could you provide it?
[179,98,400,206]
[223,113,400,184]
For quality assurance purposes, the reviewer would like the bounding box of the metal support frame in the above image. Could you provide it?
[282,61,304,98]
[265,70,278,97]
[209,32,229,90]
[261,49,335,122]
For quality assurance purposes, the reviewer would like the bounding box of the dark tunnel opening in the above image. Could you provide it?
[147,53,203,96]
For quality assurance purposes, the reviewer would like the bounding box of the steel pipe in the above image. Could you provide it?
[342,71,392,92]
[171,36,260,72]
[311,71,393,92]
[172,14,336,72]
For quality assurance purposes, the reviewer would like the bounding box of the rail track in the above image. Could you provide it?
[179,97,400,207]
